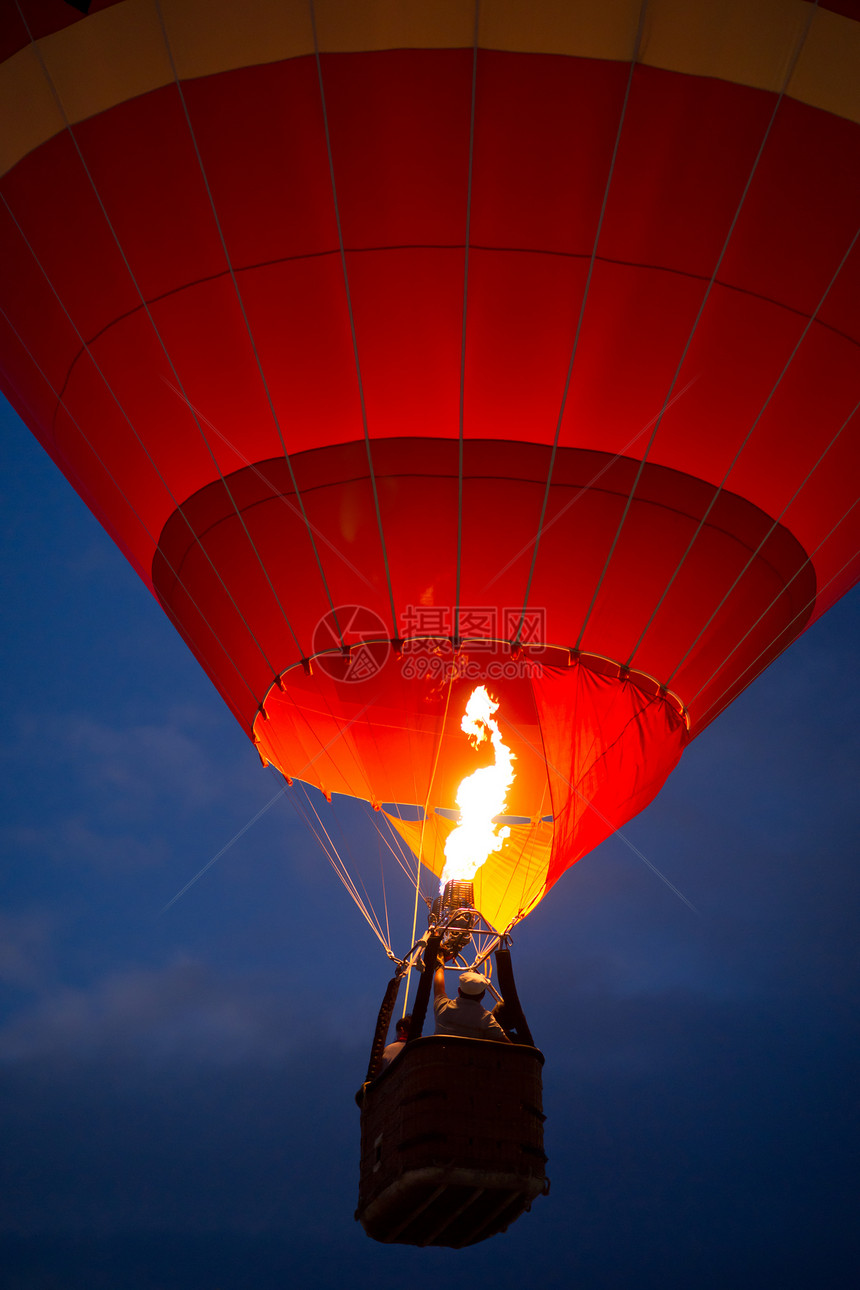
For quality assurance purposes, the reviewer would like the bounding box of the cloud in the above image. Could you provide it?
[5,817,170,871]
[39,713,228,814]
[0,911,56,990]
[1,706,274,873]
[0,959,301,1070]
[4,705,257,811]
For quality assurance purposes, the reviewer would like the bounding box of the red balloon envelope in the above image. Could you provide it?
[1,0,858,931]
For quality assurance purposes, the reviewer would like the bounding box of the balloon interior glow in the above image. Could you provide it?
[440,686,516,890]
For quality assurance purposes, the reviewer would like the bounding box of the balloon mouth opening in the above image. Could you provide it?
[254,639,690,745]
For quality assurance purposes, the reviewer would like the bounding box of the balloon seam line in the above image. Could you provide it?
[153,0,347,651]
[0,188,277,688]
[510,0,647,646]
[693,506,860,723]
[572,0,818,654]
[308,0,399,638]
[0,304,260,707]
[454,0,481,644]
[13,2,292,676]
[657,229,860,686]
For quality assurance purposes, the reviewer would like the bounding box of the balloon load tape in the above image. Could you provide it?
[431,879,478,957]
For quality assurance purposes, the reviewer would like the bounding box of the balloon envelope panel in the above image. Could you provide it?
[2,0,858,923]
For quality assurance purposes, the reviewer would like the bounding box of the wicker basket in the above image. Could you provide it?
[356,1035,547,1247]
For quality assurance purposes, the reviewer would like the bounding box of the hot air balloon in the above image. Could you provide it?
[1,0,858,1248]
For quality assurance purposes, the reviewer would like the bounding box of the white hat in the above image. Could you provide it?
[459,971,488,996]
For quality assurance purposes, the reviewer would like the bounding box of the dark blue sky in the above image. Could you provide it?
[2,393,859,1289]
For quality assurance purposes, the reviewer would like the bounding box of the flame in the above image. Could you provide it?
[440,686,516,888]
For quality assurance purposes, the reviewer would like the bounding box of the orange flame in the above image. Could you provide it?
[440,685,516,888]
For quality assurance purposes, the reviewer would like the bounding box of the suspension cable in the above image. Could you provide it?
[698,545,860,727]
[402,656,457,1012]
[693,508,860,724]
[660,233,860,684]
[308,0,398,637]
[511,0,647,644]
[160,377,377,595]
[505,714,699,914]
[11,12,293,673]
[371,807,423,889]
[1,186,283,679]
[486,375,696,592]
[574,0,818,652]
[328,792,390,948]
[288,781,393,953]
[153,0,346,650]
[454,0,481,645]
[0,304,259,706]
[375,819,392,954]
